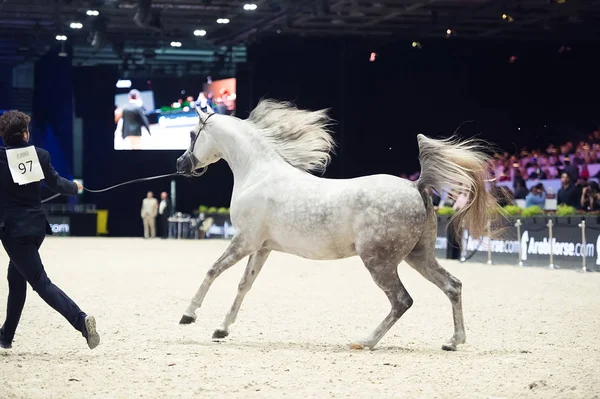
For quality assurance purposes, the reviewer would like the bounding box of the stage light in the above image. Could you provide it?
[194,29,207,36]
[70,22,83,29]
[55,35,67,41]
[86,10,100,16]
[502,13,514,22]
[170,41,182,47]
[446,28,452,37]
[217,18,230,24]
[116,79,132,88]
[412,41,422,49]
[369,52,376,62]
[243,4,258,10]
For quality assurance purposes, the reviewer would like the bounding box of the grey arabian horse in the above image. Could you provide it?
[176,100,501,351]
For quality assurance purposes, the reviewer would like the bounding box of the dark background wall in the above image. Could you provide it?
[63,37,600,236]
[0,65,12,111]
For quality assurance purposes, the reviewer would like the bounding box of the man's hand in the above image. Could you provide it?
[75,181,83,191]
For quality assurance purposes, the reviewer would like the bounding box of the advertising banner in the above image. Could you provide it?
[47,216,71,237]
[436,216,599,270]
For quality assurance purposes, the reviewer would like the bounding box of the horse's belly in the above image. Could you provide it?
[264,235,357,260]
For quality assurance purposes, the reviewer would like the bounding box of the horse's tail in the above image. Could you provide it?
[415,134,502,239]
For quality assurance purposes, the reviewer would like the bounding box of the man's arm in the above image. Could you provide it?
[136,108,151,135]
[40,150,78,195]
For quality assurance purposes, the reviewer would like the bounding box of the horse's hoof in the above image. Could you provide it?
[179,315,196,325]
[349,342,365,350]
[442,343,457,351]
[212,329,229,339]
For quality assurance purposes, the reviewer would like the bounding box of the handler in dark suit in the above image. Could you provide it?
[0,110,100,350]
[120,89,151,150]
[158,191,173,239]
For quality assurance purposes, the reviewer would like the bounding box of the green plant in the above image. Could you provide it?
[217,207,229,214]
[502,205,522,216]
[198,205,209,213]
[437,206,456,216]
[207,206,218,214]
[521,205,544,218]
[556,204,576,217]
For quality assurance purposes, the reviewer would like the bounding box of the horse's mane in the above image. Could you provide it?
[246,99,335,173]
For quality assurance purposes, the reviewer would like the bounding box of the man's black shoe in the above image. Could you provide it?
[0,327,12,349]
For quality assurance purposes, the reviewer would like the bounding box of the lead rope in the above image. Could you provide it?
[41,168,208,204]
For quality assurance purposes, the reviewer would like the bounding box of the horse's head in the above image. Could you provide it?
[176,106,222,174]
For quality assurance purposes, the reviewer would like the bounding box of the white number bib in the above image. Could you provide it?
[6,146,45,185]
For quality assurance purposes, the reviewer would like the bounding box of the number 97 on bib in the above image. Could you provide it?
[6,146,45,185]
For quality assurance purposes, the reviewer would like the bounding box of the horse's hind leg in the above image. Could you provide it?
[405,238,465,351]
[180,234,255,324]
[213,248,271,339]
[350,251,413,350]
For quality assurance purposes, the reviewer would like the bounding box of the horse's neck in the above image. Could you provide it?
[216,128,283,185]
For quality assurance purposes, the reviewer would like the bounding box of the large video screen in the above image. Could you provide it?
[113,77,236,150]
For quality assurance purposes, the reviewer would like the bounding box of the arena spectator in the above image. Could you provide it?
[580,181,600,211]
[557,172,580,208]
[513,180,529,200]
[561,158,579,182]
[525,183,546,208]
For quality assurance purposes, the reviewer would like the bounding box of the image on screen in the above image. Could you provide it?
[113,77,236,150]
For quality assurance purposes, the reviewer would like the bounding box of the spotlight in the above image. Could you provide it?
[502,13,514,22]
[446,28,452,37]
[411,41,422,49]
[217,18,230,24]
[116,79,132,88]
[369,52,376,62]
[170,41,182,47]
[243,4,258,10]
[70,22,83,29]
[55,35,67,41]
[194,29,207,37]
[86,10,100,16]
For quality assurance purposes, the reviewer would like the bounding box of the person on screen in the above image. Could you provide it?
[195,92,213,113]
[0,110,100,350]
[117,89,151,150]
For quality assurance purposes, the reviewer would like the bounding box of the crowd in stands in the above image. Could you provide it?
[419,128,600,213]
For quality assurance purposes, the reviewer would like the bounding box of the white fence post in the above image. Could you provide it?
[486,220,493,265]
[547,219,557,269]
[515,218,523,267]
[578,219,587,273]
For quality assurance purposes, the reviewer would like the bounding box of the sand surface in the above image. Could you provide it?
[0,237,599,399]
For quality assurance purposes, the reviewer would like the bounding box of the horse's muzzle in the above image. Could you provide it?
[176,154,194,174]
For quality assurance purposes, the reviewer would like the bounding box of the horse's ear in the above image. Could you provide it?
[195,104,207,123]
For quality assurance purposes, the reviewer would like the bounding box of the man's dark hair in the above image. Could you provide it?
[0,110,30,145]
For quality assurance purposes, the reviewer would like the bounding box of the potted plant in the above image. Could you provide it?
[555,204,576,225]
[436,206,455,228]
[217,207,230,215]
[207,206,218,214]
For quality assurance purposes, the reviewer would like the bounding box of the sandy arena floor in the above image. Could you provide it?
[0,237,599,399]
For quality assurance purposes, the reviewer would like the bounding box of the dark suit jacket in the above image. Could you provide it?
[160,199,173,218]
[121,103,151,138]
[0,141,78,238]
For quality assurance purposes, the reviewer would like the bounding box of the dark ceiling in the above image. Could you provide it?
[1,0,599,76]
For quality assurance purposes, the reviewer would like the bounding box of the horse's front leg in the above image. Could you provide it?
[180,234,255,324]
[213,248,271,338]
